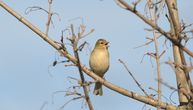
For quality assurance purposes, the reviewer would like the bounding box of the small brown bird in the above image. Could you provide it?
[89,39,110,96]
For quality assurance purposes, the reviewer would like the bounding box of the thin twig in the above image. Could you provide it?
[40,101,48,110]
[59,96,83,110]
[25,6,48,14]
[155,79,177,91]
[45,0,53,35]
[149,87,173,104]
[133,35,162,49]
[140,52,154,68]
[119,59,149,97]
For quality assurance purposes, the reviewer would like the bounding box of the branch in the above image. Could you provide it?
[115,0,193,58]
[45,0,52,35]
[70,24,94,110]
[119,59,149,97]
[0,1,180,109]
[165,0,192,105]
[147,2,162,110]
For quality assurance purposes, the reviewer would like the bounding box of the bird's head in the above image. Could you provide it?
[95,39,109,49]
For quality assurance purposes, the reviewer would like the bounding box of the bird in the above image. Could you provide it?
[89,39,110,96]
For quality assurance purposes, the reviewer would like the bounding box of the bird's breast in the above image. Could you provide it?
[89,49,109,77]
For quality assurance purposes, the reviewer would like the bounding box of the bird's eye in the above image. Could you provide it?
[100,42,104,44]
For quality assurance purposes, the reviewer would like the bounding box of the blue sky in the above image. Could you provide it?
[0,0,193,110]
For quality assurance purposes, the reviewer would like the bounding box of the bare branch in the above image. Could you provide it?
[134,35,162,49]
[69,24,94,110]
[140,52,154,68]
[119,59,149,96]
[45,0,52,35]
[115,0,193,57]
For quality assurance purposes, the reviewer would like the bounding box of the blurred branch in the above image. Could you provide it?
[133,35,162,49]
[25,6,48,14]
[147,1,162,109]
[115,0,193,58]
[165,60,193,74]
[40,101,48,110]
[45,0,53,35]
[165,0,192,106]
[155,79,177,91]
[59,96,83,110]
[51,90,84,109]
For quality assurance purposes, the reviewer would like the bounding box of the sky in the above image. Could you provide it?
[0,0,193,110]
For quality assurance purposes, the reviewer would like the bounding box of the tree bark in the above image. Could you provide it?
[166,0,192,107]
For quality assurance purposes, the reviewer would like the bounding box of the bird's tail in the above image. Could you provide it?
[93,82,103,96]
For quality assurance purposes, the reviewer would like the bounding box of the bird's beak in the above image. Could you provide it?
[105,42,109,48]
